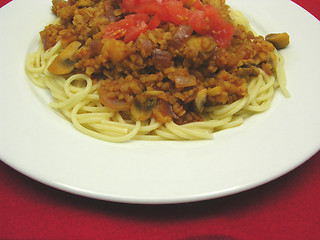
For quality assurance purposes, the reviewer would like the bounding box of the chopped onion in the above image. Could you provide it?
[168,71,197,88]
[152,48,172,70]
[99,94,129,111]
[170,25,193,49]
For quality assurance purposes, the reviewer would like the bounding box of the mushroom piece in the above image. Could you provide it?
[48,41,82,75]
[267,52,278,72]
[237,63,260,78]
[130,96,157,121]
[265,33,290,50]
[194,89,207,113]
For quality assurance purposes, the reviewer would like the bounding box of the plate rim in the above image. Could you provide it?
[0,0,320,204]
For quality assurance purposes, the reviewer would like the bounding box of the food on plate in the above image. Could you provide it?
[265,33,290,50]
[26,0,290,142]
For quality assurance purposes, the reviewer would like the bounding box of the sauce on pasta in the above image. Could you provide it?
[26,0,289,142]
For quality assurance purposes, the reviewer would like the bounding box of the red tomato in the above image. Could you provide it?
[148,14,162,30]
[203,5,234,48]
[103,19,128,39]
[134,1,168,20]
[104,13,149,42]
[188,9,207,35]
[162,0,191,25]
[203,5,224,29]
[124,20,148,43]
[109,0,234,47]
[122,0,137,12]
[125,13,149,24]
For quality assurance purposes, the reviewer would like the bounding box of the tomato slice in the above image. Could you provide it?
[124,13,149,24]
[122,0,137,12]
[148,14,162,30]
[124,20,148,43]
[104,13,149,42]
[162,0,191,25]
[188,9,207,35]
[109,0,234,47]
[203,5,234,48]
[103,19,128,39]
[203,5,225,29]
[134,1,168,21]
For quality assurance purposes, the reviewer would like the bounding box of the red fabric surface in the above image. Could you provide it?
[1,0,320,239]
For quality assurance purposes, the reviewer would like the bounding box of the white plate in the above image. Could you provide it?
[0,0,319,204]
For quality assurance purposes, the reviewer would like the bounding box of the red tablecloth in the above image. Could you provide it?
[1,0,319,239]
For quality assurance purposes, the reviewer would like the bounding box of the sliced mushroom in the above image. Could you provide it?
[194,89,207,113]
[48,41,81,75]
[237,63,260,78]
[207,86,223,96]
[267,52,278,72]
[265,33,290,50]
[130,96,157,121]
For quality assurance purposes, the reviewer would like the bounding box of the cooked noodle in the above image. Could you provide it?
[25,4,289,142]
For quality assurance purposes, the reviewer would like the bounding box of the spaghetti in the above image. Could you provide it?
[25,0,289,142]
